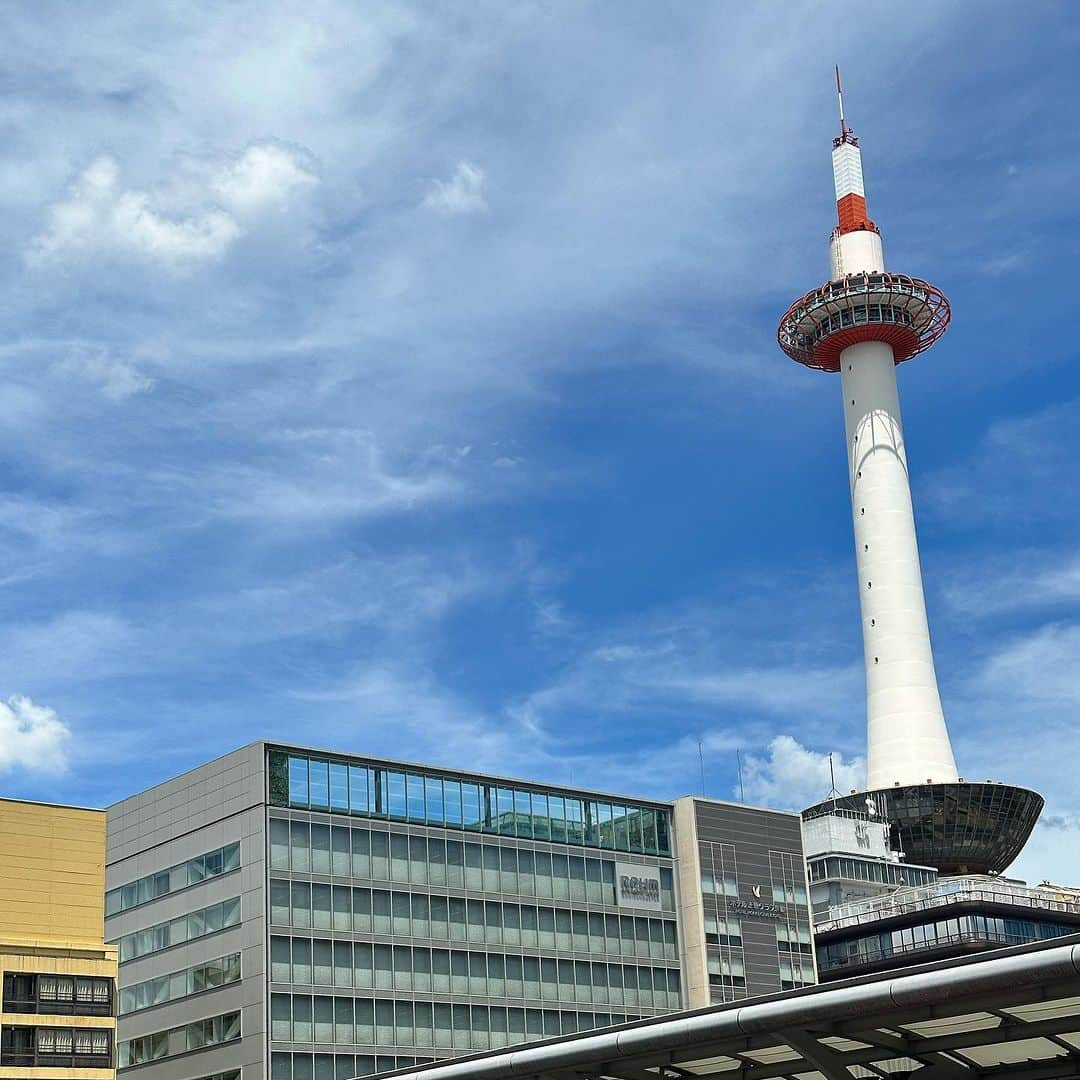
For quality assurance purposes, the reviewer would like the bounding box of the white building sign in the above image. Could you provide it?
[615,862,663,912]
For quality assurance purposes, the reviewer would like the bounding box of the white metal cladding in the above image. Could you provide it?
[377,935,1080,1080]
[841,340,959,789]
[831,142,865,200]
[829,229,884,279]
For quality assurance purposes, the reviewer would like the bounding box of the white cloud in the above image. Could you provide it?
[0,695,70,773]
[422,161,487,214]
[56,346,154,401]
[211,143,318,215]
[739,735,865,811]
[28,144,316,268]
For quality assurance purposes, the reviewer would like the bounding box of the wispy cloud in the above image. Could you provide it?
[422,161,486,215]
[942,551,1080,618]
[54,345,155,401]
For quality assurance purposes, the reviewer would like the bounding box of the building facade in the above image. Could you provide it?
[675,799,814,1006]
[105,743,812,1080]
[803,804,938,923]
[0,797,119,1078]
[814,875,1080,981]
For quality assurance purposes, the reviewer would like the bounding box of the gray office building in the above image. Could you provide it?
[105,743,811,1080]
[675,798,815,1006]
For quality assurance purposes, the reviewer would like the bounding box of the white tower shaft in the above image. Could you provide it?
[831,185,959,790]
[841,339,958,788]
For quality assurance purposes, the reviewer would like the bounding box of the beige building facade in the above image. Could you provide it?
[1,797,118,1078]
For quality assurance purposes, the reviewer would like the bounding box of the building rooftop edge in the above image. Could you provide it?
[0,794,105,814]
[675,794,802,819]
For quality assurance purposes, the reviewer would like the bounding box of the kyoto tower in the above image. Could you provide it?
[782,71,1042,874]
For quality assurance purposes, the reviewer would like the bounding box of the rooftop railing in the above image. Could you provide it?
[817,877,1080,934]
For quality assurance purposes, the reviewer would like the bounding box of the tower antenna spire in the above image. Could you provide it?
[835,64,848,139]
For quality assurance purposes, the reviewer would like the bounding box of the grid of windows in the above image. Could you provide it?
[119,953,241,1014]
[706,950,745,989]
[807,854,937,887]
[1,1025,112,1068]
[778,955,814,991]
[270,881,678,960]
[771,850,815,989]
[819,914,1079,973]
[106,841,240,915]
[115,896,241,962]
[776,923,813,954]
[699,841,745,1004]
[772,880,808,905]
[117,1009,241,1067]
[698,842,738,897]
[272,1051,433,1080]
[269,751,671,856]
[2,973,113,1016]
[269,938,679,1008]
[268,821,675,911]
[270,997,643,1054]
[703,913,741,947]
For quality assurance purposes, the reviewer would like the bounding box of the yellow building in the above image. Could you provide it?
[0,798,117,1078]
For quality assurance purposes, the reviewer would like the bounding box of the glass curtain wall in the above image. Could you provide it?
[268,751,670,857]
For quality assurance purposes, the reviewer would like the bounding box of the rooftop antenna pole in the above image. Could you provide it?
[835,64,848,140]
[736,749,746,803]
[829,752,839,808]
[698,739,706,797]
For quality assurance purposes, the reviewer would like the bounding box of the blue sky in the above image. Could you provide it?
[1,3,1078,881]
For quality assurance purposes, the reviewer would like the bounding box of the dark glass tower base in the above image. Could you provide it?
[804,782,1043,875]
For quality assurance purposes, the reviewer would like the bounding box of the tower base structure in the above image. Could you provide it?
[803,781,1043,875]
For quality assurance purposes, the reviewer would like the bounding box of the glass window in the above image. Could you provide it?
[407,774,426,822]
[309,759,330,810]
[270,879,291,925]
[514,791,533,839]
[289,756,309,807]
[597,803,613,848]
[331,827,350,876]
[311,825,331,874]
[330,764,349,812]
[640,808,658,855]
[585,802,600,846]
[565,799,584,845]
[291,821,310,872]
[531,793,550,840]
[387,772,407,819]
[425,777,445,824]
[612,806,630,850]
[548,796,567,843]
[348,765,369,815]
[461,783,481,829]
[444,781,463,825]
[656,811,671,856]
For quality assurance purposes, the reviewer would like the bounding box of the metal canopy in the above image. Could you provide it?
[377,936,1080,1080]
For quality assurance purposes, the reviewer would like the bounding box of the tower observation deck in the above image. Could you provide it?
[781,71,1041,874]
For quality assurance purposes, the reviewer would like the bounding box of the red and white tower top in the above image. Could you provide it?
[777,70,950,372]
[832,66,877,237]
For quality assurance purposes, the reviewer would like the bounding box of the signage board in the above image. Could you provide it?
[614,862,663,912]
[727,897,785,921]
